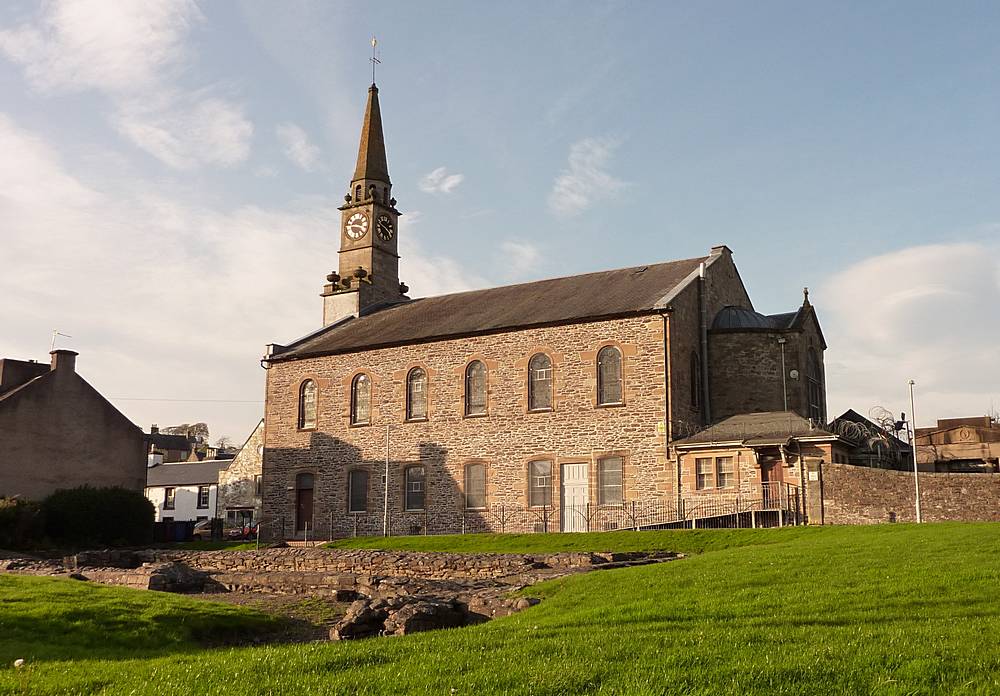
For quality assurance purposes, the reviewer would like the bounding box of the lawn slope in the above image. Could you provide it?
[3,524,1000,695]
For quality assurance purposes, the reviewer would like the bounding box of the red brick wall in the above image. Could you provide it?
[821,462,1000,524]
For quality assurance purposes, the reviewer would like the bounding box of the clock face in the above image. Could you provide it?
[376,214,395,241]
[345,212,369,240]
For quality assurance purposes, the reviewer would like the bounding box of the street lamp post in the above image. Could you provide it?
[908,380,922,523]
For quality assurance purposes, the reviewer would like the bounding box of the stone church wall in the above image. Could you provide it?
[820,462,1000,524]
[263,315,670,538]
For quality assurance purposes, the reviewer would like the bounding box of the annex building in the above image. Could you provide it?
[260,82,828,538]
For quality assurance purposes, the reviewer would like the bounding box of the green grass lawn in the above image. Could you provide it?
[3,523,1000,694]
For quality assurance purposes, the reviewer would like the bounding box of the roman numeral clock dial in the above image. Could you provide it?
[345,212,369,240]
[377,214,395,241]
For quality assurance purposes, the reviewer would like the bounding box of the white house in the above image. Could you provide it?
[145,459,227,522]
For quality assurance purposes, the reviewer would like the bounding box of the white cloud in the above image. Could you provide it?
[548,136,627,218]
[419,166,465,194]
[0,0,252,170]
[0,0,200,94]
[822,242,1000,427]
[0,115,480,441]
[500,240,542,278]
[276,122,321,171]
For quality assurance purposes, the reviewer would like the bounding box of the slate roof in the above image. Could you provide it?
[272,256,708,361]
[674,411,839,446]
[146,460,227,487]
[146,432,193,452]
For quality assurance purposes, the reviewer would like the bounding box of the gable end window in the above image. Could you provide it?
[465,361,487,416]
[597,456,624,505]
[464,462,487,510]
[404,466,425,511]
[351,374,371,425]
[406,367,428,421]
[528,353,553,411]
[597,346,623,405]
[348,470,369,513]
[298,379,317,429]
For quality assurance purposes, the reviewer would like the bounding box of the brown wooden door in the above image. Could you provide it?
[296,488,313,531]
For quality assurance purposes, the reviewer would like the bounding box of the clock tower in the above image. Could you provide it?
[322,82,407,326]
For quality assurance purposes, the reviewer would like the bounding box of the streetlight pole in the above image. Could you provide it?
[777,338,788,411]
[908,380,922,523]
[383,424,390,537]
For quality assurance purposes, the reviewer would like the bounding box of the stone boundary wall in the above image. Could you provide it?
[822,462,1000,525]
[69,548,653,579]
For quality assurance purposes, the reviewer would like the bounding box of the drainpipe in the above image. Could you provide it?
[660,310,680,510]
[698,263,711,424]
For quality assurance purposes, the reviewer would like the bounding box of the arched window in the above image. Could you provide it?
[406,367,428,421]
[351,373,371,425]
[465,360,487,416]
[354,185,361,202]
[298,380,317,429]
[464,462,487,509]
[690,352,702,411]
[348,470,368,513]
[404,466,425,511]
[527,353,553,411]
[807,347,824,423]
[597,346,623,405]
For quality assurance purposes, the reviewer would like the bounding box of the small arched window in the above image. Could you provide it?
[465,360,487,416]
[354,185,361,202]
[597,346,623,405]
[807,347,824,423]
[690,352,702,411]
[348,470,368,513]
[528,353,553,411]
[298,380,317,429]
[406,367,428,421]
[351,373,371,425]
[464,462,487,509]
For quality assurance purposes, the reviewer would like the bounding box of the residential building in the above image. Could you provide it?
[0,350,145,500]
[259,81,830,537]
[145,459,226,523]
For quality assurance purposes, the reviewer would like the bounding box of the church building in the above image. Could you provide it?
[260,82,828,538]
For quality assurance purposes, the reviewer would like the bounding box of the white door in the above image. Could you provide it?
[561,462,589,532]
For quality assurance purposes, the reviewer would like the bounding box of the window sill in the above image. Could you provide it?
[464,507,488,512]
[404,417,429,424]
[348,422,371,429]
[297,426,318,433]
[463,413,488,419]
[595,402,625,409]
[527,408,554,414]
[403,508,425,513]
[348,510,368,515]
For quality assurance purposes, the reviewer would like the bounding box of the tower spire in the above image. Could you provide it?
[353,44,389,185]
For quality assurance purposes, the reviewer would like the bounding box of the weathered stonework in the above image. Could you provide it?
[217,419,264,522]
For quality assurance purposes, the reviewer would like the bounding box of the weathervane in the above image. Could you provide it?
[370,36,381,84]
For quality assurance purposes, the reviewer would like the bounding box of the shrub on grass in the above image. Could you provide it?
[42,486,154,547]
[0,497,44,549]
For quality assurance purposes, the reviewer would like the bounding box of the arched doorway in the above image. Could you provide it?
[295,472,314,533]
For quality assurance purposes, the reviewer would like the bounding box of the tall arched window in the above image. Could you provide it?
[406,367,428,421]
[690,352,702,411]
[597,346,623,405]
[351,373,371,425]
[807,347,824,423]
[298,380,317,429]
[465,360,487,416]
[528,353,553,411]
[464,462,487,510]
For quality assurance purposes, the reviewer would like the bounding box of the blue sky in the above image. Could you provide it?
[1,1,998,442]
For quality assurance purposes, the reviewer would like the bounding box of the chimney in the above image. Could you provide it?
[150,424,159,434]
[49,349,78,373]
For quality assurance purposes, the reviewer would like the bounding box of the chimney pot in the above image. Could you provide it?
[49,349,78,373]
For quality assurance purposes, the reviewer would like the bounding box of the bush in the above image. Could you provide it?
[42,486,154,547]
[0,497,44,549]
